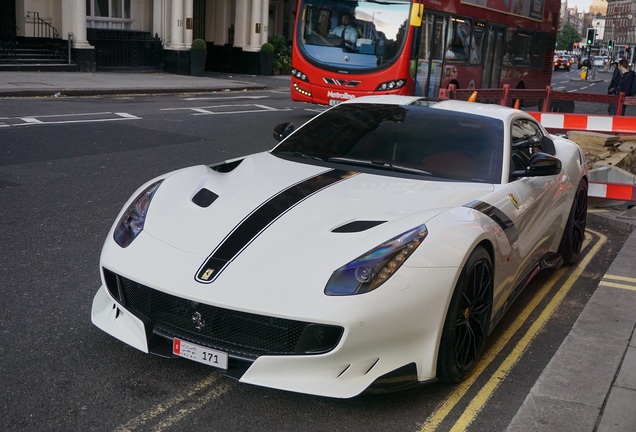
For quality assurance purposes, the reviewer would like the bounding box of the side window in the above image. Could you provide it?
[445,17,473,62]
[510,119,543,175]
[512,119,543,146]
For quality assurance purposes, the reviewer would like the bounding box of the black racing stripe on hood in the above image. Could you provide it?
[466,200,518,244]
[196,169,358,284]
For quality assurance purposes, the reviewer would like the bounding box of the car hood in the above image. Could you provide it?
[141,152,494,273]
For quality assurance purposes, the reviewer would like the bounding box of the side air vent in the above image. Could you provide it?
[332,220,386,233]
[192,188,218,207]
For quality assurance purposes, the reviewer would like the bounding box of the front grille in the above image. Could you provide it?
[110,271,342,360]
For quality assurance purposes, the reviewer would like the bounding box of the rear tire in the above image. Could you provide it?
[437,246,493,383]
[558,179,588,266]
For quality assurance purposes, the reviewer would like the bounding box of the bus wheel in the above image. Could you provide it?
[549,100,575,113]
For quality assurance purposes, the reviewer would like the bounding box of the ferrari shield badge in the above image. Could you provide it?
[508,194,520,210]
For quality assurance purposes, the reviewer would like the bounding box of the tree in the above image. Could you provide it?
[556,23,581,51]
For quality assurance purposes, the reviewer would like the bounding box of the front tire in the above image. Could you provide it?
[558,179,588,265]
[437,246,493,383]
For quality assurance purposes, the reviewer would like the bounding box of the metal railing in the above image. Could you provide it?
[0,17,19,63]
[67,32,74,64]
[87,29,163,70]
[26,11,60,38]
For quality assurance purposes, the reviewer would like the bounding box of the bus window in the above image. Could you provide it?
[504,29,534,66]
[298,0,411,71]
[445,18,471,62]
[415,14,446,97]
[444,17,482,64]
[530,32,546,68]
[472,21,486,65]
[514,31,533,66]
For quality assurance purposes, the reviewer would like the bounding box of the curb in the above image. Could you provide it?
[0,85,268,98]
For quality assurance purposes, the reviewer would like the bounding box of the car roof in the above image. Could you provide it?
[340,96,525,123]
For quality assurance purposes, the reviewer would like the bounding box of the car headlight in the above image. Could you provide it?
[113,180,163,248]
[325,224,428,296]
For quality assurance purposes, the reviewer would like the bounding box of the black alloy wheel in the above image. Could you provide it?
[437,246,493,383]
[558,179,588,266]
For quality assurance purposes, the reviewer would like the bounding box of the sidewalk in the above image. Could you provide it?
[0,70,289,97]
[1,70,635,431]
[508,206,636,431]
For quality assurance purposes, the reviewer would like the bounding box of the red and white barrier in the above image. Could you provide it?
[589,182,636,200]
[528,112,636,134]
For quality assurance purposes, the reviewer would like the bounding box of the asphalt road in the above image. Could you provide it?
[0,89,632,432]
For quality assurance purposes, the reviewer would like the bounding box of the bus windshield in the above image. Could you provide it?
[298,0,411,71]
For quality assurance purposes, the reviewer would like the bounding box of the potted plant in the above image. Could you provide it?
[269,35,292,75]
[260,42,275,76]
[190,38,207,77]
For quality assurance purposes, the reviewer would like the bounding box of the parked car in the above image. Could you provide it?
[91,96,588,398]
[554,55,572,71]
[592,56,605,67]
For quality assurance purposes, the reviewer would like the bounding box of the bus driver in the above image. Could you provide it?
[328,13,358,51]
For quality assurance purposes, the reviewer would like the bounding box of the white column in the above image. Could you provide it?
[70,0,91,48]
[184,0,193,47]
[214,0,228,44]
[247,0,262,51]
[234,0,249,48]
[152,0,164,41]
[168,0,185,49]
[260,0,269,46]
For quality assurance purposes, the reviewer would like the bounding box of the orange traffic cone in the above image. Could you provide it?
[468,91,478,102]
[514,99,520,109]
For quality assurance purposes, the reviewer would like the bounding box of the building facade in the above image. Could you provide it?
[1,0,295,73]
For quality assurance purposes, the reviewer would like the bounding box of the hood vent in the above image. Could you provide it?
[211,159,243,173]
[192,188,218,208]
[332,220,386,233]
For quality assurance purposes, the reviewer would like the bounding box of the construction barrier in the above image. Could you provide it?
[588,182,636,200]
[588,167,636,201]
[527,112,636,134]
[439,84,636,115]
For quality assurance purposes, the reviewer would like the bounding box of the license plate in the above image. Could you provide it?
[173,338,228,370]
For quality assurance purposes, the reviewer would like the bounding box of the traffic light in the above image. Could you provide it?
[586,28,596,45]
[608,39,614,51]
[627,45,632,54]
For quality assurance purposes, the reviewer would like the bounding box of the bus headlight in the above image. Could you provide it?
[291,68,309,82]
[376,79,407,91]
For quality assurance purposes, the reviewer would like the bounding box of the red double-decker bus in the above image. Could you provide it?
[290,0,560,106]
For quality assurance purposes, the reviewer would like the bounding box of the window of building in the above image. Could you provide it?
[86,0,132,29]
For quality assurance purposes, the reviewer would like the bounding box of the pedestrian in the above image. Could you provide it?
[609,59,635,115]
[608,60,620,95]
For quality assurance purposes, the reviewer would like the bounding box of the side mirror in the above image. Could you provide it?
[540,135,556,155]
[511,152,562,180]
[273,122,295,141]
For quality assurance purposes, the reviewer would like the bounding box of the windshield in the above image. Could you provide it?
[272,103,504,183]
[297,0,411,71]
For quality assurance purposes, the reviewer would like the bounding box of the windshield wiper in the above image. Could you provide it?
[275,151,325,161]
[327,157,432,176]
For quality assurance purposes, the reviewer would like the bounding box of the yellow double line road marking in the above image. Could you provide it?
[600,274,636,291]
[114,372,232,432]
[420,229,607,432]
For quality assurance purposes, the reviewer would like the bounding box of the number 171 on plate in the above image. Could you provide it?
[173,338,228,370]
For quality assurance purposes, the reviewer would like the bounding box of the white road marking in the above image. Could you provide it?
[160,103,292,115]
[183,95,269,101]
[0,112,140,127]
